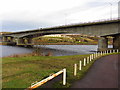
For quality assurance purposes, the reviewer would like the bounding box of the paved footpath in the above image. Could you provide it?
[71,54,119,88]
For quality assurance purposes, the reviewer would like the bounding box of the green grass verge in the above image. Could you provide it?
[2,53,119,88]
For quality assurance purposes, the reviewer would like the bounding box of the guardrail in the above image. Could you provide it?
[26,69,66,90]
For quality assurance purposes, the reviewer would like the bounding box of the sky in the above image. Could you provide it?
[0,0,119,32]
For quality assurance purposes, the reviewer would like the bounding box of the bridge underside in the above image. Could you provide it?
[2,33,120,51]
[2,32,67,46]
[2,19,120,51]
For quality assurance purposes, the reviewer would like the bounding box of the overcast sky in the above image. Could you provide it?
[0,0,119,32]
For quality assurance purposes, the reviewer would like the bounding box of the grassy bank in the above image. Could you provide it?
[2,53,119,88]
[0,42,8,45]
[2,54,95,88]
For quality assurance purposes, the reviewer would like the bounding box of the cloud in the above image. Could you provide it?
[1,0,119,32]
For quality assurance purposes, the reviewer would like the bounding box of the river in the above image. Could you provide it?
[0,45,112,57]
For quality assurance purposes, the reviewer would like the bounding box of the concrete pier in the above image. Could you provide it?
[17,38,25,45]
[98,36,108,51]
[26,38,32,44]
[3,36,8,42]
[113,35,120,50]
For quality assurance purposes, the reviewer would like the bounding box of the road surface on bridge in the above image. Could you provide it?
[71,54,119,88]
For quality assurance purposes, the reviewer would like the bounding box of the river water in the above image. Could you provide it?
[0,45,112,57]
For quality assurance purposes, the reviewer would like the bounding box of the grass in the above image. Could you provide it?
[33,36,99,45]
[2,53,119,88]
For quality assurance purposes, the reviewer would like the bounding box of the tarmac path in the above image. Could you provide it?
[71,54,119,88]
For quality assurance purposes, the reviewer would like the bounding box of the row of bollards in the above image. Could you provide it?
[73,49,119,76]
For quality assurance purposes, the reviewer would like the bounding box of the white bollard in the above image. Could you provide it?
[92,54,94,59]
[90,55,92,61]
[63,69,66,85]
[87,57,89,64]
[74,64,77,76]
[96,52,98,58]
[101,51,102,56]
[93,54,94,59]
[110,50,112,53]
[113,50,115,53]
[107,50,109,54]
[117,49,119,53]
[83,58,86,66]
[94,53,96,58]
[107,50,108,54]
[79,61,82,71]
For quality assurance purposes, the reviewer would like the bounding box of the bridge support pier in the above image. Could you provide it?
[3,36,8,42]
[98,36,108,51]
[26,38,32,44]
[113,35,120,50]
[9,37,14,42]
[17,38,25,45]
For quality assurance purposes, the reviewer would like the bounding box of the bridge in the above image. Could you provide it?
[2,19,120,51]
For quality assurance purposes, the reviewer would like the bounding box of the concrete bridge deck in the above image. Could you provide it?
[2,19,120,51]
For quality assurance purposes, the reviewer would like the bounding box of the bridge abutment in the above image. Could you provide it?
[98,36,108,51]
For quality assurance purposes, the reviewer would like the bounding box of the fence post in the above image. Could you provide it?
[113,50,115,53]
[90,55,92,61]
[117,49,119,53]
[83,58,86,66]
[87,57,89,64]
[79,61,82,70]
[63,69,66,85]
[110,50,112,53]
[94,53,96,58]
[92,54,93,59]
[106,50,107,54]
[101,51,102,56]
[107,50,108,54]
[74,64,77,76]
[96,52,97,58]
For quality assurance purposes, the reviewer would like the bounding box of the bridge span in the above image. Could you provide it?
[2,19,120,51]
